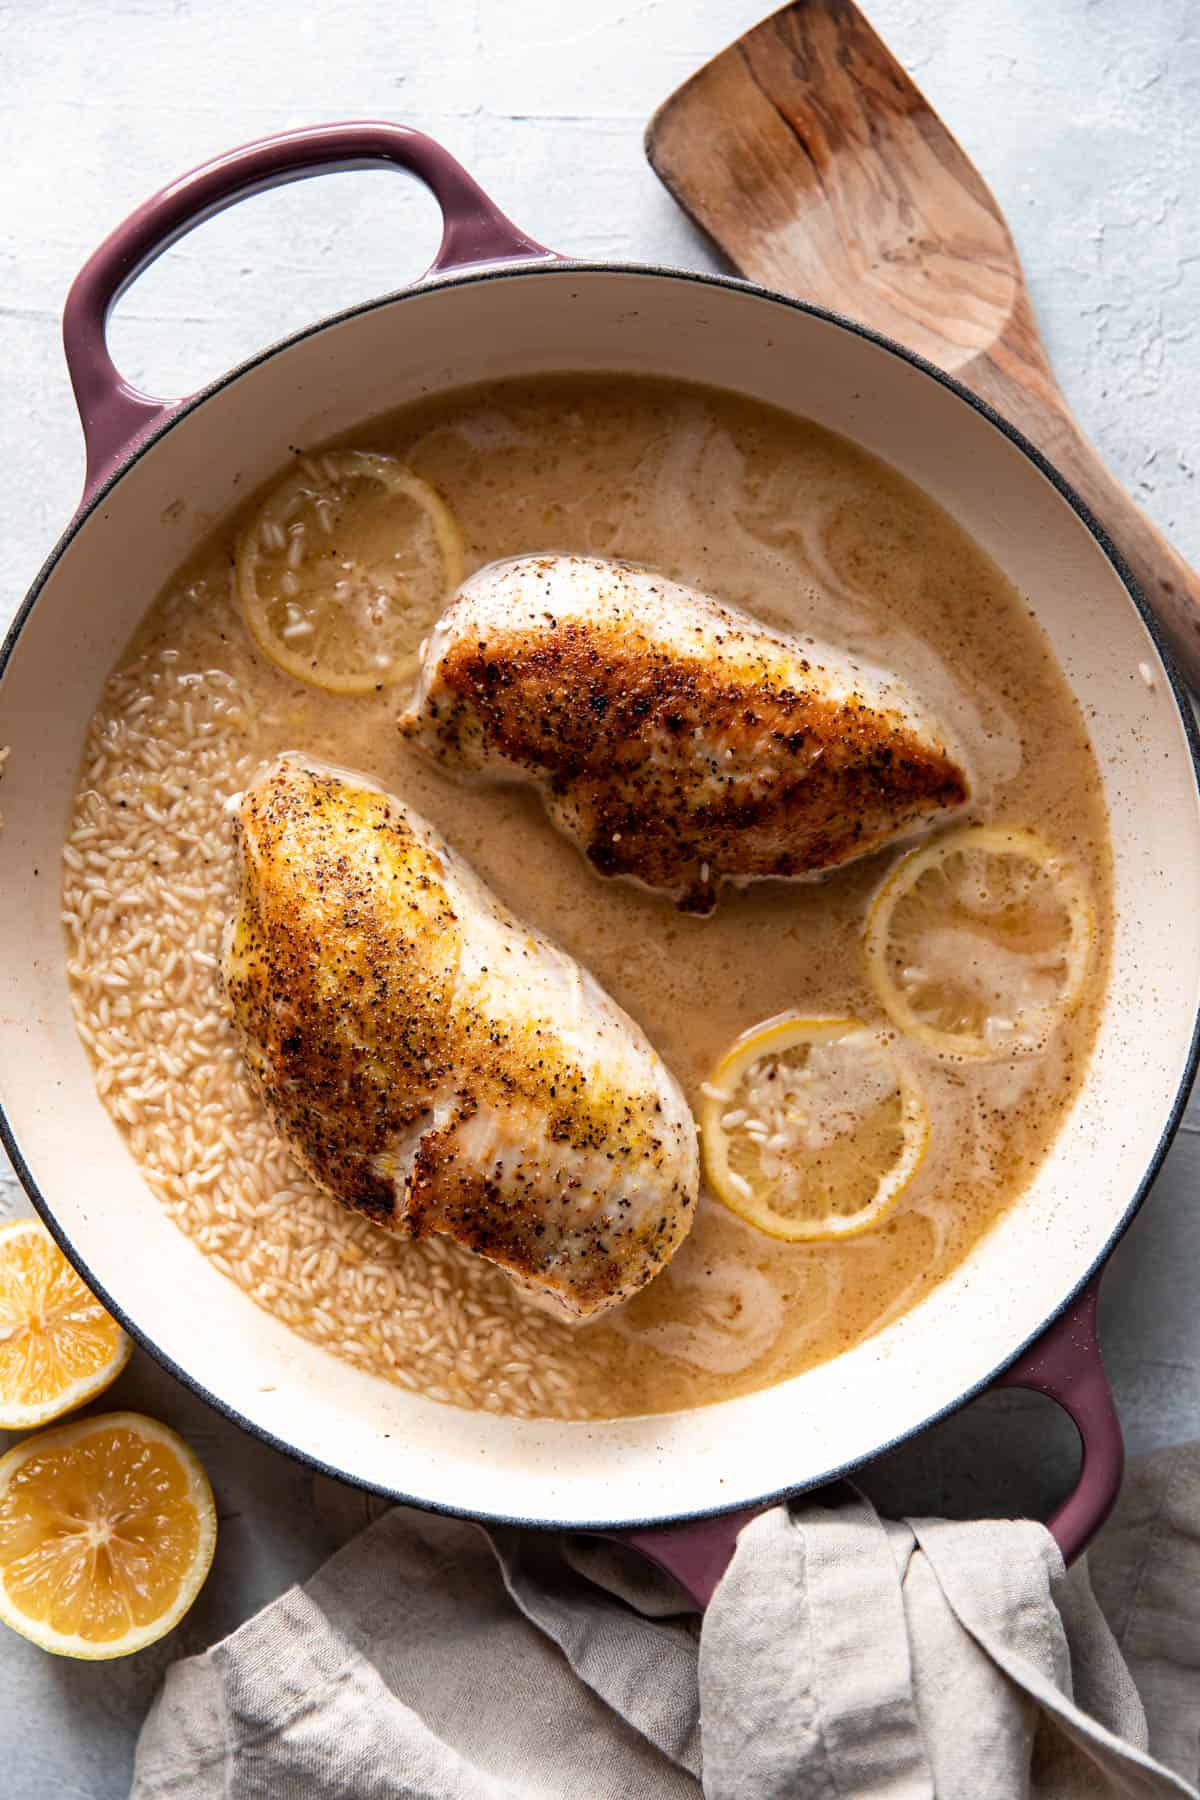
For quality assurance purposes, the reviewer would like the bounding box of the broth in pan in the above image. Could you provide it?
[63,375,1111,1419]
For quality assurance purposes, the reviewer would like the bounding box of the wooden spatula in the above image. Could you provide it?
[646,0,1200,689]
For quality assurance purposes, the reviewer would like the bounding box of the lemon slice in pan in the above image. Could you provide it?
[865,825,1093,1058]
[0,1219,131,1430]
[237,451,464,693]
[700,1014,929,1241]
[0,1412,216,1659]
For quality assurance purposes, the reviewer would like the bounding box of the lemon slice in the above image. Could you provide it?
[865,825,1093,1058]
[0,1412,216,1659]
[236,451,464,693]
[0,1220,131,1429]
[700,1014,929,1241]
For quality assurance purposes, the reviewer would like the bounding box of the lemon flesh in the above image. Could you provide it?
[237,451,464,694]
[0,1413,216,1659]
[865,825,1093,1058]
[0,1220,130,1430]
[700,1014,929,1241]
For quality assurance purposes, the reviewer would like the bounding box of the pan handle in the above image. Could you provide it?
[993,1273,1123,1562]
[62,121,554,503]
[610,1272,1121,1606]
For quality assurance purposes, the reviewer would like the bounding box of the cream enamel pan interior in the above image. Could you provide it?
[3,264,1199,1528]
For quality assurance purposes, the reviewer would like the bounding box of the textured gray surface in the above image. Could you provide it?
[1,1,1199,1794]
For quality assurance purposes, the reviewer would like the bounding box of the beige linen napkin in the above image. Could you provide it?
[130,1447,1200,1799]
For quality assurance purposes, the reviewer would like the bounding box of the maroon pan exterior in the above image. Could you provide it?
[0,118,1182,1582]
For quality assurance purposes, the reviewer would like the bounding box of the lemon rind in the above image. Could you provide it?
[0,1411,217,1660]
[863,825,1094,1060]
[236,451,464,695]
[0,1220,132,1431]
[699,1013,930,1243]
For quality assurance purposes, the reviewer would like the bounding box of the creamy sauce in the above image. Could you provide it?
[66,374,1112,1418]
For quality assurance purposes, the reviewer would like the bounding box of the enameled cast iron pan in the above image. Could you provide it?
[3,124,1199,1602]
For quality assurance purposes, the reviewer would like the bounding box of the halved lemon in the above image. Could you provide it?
[0,1412,216,1659]
[700,1014,929,1241]
[865,825,1093,1058]
[0,1220,131,1429]
[236,450,464,693]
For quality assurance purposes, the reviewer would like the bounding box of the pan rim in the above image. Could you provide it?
[3,256,1198,1532]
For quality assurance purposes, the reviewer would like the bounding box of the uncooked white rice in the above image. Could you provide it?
[62,585,603,1422]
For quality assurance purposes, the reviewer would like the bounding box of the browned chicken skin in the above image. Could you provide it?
[401,556,971,912]
[222,756,698,1320]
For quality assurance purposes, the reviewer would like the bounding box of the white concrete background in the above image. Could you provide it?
[1,0,1199,1792]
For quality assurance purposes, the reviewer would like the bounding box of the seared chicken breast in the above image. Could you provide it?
[402,555,970,911]
[223,755,698,1319]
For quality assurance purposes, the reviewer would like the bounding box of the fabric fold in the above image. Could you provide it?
[131,1456,1200,1800]
[700,1499,932,1799]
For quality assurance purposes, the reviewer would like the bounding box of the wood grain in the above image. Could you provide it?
[647,0,1200,688]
